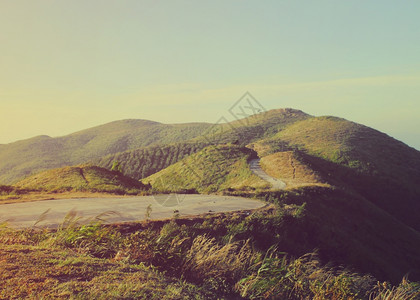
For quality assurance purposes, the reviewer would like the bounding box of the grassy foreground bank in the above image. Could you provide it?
[1,195,419,299]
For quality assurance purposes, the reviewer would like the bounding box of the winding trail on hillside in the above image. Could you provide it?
[0,195,265,228]
[249,158,286,189]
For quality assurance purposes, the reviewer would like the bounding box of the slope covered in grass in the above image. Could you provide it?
[259,151,328,188]
[0,244,211,299]
[192,108,310,146]
[271,116,420,180]
[143,145,269,193]
[0,120,210,184]
[254,116,420,231]
[91,109,310,182]
[1,202,419,299]
[15,165,149,194]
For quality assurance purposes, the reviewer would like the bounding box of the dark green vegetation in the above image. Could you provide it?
[0,185,35,198]
[1,200,419,299]
[251,188,420,283]
[15,165,149,195]
[1,108,420,298]
[94,142,209,180]
[0,120,210,184]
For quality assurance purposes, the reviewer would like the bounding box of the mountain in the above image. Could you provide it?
[90,111,420,231]
[3,108,420,283]
[15,165,149,194]
[4,108,419,231]
[251,116,420,231]
[93,109,311,181]
[0,120,210,184]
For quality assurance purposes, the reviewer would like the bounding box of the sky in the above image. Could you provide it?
[1,1,419,149]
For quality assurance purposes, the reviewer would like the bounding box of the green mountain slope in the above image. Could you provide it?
[253,116,420,231]
[15,165,149,194]
[0,120,210,184]
[143,144,269,193]
[92,109,310,181]
[192,108,310,146]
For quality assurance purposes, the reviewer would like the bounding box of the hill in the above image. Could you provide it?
[93,109,311,181]
[192,108,310,146]
[259,151,329,188]
[0,109,310,184]
[2,108,420,291]
[0,120,210,184]
[94,142,210,181]
[86,110,420,231]
[143,144,269,193]
[252,116,420,231]
[15,165,149,195]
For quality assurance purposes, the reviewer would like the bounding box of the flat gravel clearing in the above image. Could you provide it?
[0,194,264,228]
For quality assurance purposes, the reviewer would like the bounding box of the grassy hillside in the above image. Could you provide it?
[143,144,270,193]
[0,185,37,202]
[254,187,420,283]
[0,109,309,185]
[1,200,419,299]
[253,116,420,231]
[272,116,420,180]
[94,142,210,180]
[0,244,212,299]
[2,109,420,297]
[91,109,311,182]
[0,120,210,184]
[192,108,310,146]
[259,151,329,188]
[15,165,149,195]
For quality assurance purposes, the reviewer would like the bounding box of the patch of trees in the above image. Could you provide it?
[94,142,209,180]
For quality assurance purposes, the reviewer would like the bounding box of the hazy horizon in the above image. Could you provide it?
[1,1,419,149]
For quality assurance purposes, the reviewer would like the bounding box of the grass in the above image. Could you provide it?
[265,116,420,184]
[0,189,129,205]
[0,244,211,299]
[1,201,419,299]
[15,164,150,195]
[0,120,211,184]
[253,116,420,232]
[143,144,270,193]
[259,151,330,189]
[2,108,420,298]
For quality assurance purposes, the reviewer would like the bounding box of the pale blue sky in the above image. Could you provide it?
[1,1,419,149]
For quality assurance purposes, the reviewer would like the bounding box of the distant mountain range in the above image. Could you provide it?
[0,119,210,184]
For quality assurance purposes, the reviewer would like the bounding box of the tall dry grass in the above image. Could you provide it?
[182,236,258,284]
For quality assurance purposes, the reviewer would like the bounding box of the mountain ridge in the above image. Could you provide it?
[0,119,212,184]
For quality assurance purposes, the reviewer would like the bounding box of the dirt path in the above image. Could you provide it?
[0,195,265,228]
[249,158,286,189]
